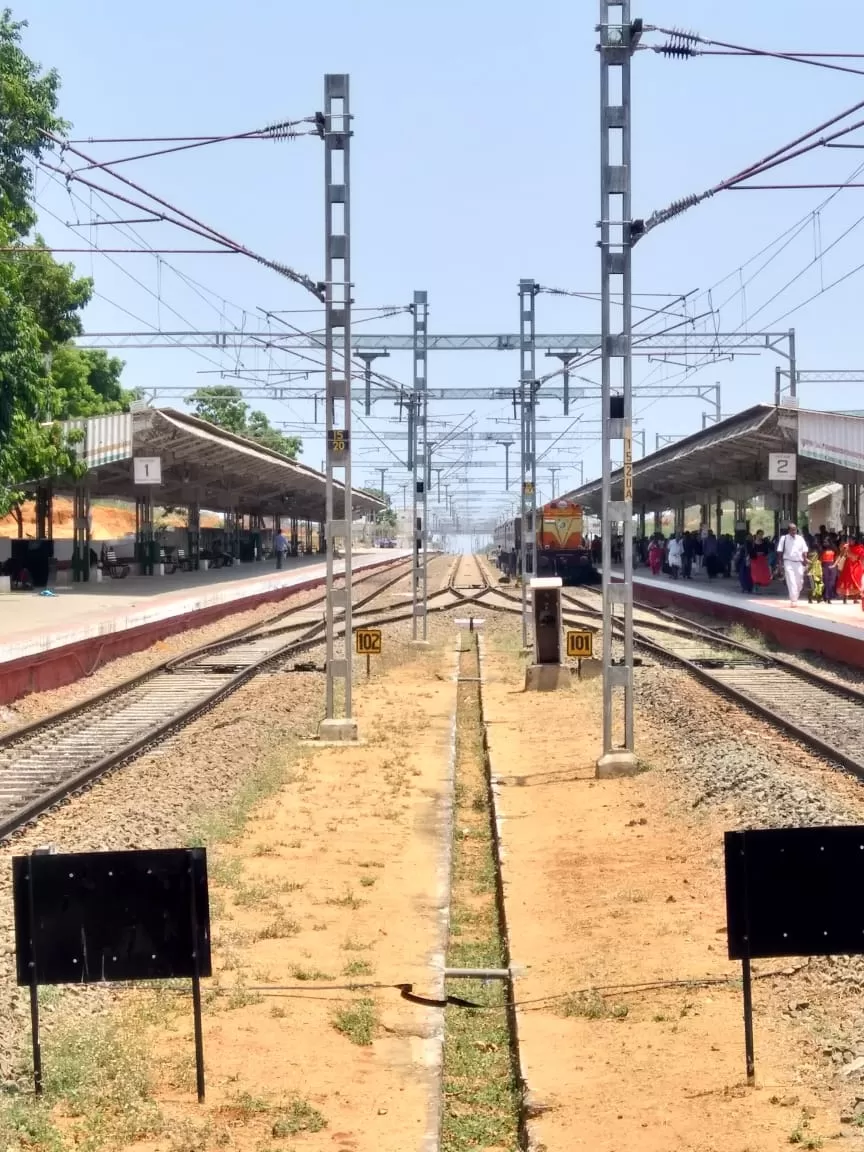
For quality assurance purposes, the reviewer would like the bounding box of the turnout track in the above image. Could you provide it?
[477,557,864,778]
[0,555,421,840]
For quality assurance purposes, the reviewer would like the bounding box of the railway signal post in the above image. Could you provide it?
[411,290,431,646]
[320,73,358,742]
[597,3,639,776]
[519,279,539,649]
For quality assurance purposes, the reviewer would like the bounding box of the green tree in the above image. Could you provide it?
[189,385,302,458]
[361,487,390,506]
[188,385,249,434]
[49,345,133,418]
[0,13,131,515]
[16,236,92,347]
[0,9,65,236]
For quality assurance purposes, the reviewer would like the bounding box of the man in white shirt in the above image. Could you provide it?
[667,534,684,579]
[777,522,808,606]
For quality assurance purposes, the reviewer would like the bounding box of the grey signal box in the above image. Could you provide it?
[530,577,563,666]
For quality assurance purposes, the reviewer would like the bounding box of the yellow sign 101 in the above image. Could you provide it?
[566,629,594,659]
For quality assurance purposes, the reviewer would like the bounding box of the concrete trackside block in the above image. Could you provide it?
[316,718,360,743]
[595,750,640,779]
[524,664,571,692]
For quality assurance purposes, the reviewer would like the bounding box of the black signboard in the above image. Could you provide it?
[724,826,864,1086]
[13,848,209,1099]
[725,826,864,961]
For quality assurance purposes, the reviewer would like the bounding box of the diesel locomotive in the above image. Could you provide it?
[493,499,599,585]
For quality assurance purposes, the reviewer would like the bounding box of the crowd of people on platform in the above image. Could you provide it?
[632,524,864,608]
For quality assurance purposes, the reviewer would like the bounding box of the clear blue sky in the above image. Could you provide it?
[17,0,864,530]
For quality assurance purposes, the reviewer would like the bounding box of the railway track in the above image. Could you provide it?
[0,554,425,840]
[475,556,864,778]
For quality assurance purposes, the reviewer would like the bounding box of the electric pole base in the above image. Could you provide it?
[524,665,570,692]
[317,718,360,743]
[409,639,432,650]
[596,750,640,779]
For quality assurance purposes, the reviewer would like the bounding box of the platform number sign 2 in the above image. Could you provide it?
[355,628,382,676]
[768,452,797,481]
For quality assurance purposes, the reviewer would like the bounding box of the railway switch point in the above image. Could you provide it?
[595,749,640,779]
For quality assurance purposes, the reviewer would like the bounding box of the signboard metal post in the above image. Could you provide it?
[321,74,357,740]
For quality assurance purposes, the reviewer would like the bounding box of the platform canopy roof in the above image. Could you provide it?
[45,407,384,521]
[564,404,864,513]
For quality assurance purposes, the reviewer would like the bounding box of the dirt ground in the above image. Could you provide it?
[132,635,457,1152]
[0,498,221,539]
[481,641,857,1152]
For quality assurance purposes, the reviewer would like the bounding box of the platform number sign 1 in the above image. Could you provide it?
[768,452,797,481]
[566,629,594,660]
[133,457,162,485]
[355,628,382,676]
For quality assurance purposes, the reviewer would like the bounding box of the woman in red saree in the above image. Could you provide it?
[837,539,864,603]
[749,530,772,590]
[648,537,663,575]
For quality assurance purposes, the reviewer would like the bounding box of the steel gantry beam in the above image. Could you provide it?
[320,73,357,743]
[519,279,539,648]
[411,291,429,643]
[598,1,639,775]
[77,330,796,354]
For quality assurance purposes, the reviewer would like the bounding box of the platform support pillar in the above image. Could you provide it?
[638,504,646,539]
[715,495,723,537]
[597,0,639,777]
[36,486,53,541]
[71,486,91,582]
[187,503,200,570]
[320,72,358,742]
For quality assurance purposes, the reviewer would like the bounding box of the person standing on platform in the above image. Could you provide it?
[273,528,289,570]
[735,535,753,593]
[837,538,864,604]
[749,530,772,592]
[806,549,824,603]
[703,530,720,579]
[648,536,663,576]
[777,522,808,607]
[667,533,684,579]
[821,541,838,604]
[682,531,695,580]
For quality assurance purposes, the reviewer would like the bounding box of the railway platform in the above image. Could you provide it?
[0,549,410,705]
[615,566,864,668]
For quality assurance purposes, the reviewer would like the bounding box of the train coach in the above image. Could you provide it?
[493,500,599,585]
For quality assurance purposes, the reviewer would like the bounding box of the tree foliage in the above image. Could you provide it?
[188,386,302,459]
[0,12,133,516]
[0,8,65,236]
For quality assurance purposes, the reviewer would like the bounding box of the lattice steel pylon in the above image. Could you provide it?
[411,291,430,643]
[598,3,640,775]
[320,73,357,742]
[518,279,539,648]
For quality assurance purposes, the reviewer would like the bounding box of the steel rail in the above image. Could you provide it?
[0,556,429,840]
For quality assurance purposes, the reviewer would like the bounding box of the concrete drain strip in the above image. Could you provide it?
[477,633,541,1152]
[431,631,525,1151]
